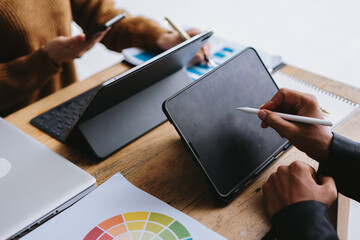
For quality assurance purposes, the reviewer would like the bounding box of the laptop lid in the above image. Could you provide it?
[0,118,96,239]
[73,30,213,158]
[162,48,290,202]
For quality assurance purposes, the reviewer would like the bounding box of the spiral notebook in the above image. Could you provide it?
[272,71,359,130]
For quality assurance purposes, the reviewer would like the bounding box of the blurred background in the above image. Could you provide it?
[72,1,360,239]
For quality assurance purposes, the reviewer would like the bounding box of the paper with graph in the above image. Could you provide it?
[122,35,282,81]
[22,173,226,240]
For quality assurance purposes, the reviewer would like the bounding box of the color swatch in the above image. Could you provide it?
[84,212,192,240]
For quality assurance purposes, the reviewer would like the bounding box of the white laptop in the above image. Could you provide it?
[0,118,96,239]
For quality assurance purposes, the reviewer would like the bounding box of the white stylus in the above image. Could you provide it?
[237,107,333,127]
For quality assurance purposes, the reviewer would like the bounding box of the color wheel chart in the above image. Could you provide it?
[84,212,192,240]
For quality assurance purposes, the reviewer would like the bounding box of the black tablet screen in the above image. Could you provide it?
[164,48,288,198]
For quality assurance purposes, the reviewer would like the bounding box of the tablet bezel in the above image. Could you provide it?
[162,48,291,202]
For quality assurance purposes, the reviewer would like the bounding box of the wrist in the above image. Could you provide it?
[41,46,61,68]
[42,44,61,66]
[317,130,333,164]
[156,31,176,50]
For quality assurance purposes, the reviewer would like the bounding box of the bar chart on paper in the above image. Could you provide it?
[84,212,192,240]
[122,42,241,81]
[186,47,237,81]
[122,35,282,81]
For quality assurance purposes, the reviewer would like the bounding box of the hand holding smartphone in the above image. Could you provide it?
[85,12,126,40]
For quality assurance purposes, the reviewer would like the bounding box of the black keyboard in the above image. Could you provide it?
[30,88,96,142]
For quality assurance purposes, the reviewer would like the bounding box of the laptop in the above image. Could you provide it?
[0,118,96,239]
[30,30,213,159]
[162,48,291,202]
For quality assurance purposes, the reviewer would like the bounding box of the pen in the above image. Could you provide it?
[320,107,330,115]
[164,16,216,67]
[237,107,333,126]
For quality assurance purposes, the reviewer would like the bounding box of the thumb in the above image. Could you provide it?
[319,176,337,205]
[320,176,336,188]
[186,28,200,37]
[258,109,296,138]
[67,34,85,48]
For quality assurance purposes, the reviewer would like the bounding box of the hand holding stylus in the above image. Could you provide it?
[256,88,333,162]
[163,16,215,67]
[238,107,332,126]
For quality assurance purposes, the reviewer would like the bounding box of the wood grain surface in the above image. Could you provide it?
[6,63,359,239]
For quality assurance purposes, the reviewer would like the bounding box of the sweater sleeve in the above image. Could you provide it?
[320,133,360,202]
[272,201,338,240]
[71,0,167,52]
[0,49,61,113]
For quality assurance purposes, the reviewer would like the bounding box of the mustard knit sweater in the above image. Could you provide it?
[0,0,166,116]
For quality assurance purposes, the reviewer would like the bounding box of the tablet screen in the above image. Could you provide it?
[164,48,288,198]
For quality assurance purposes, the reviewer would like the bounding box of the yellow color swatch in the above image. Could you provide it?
[124,212,149,221]
[127,221,146,231]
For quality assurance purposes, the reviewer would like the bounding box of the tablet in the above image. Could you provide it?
[31,30,213,159]
[162,48,290,202]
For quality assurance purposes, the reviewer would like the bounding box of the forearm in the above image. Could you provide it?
[0,49,61,112]
[272,201,338,240]
[71,0,166,52]
[320,133,360,202]
[102,15,166,52]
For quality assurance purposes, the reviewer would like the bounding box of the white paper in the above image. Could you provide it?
[272,71,359,129]
[121,35,282,81]
[122,48,156,66]
[22,173,226,240]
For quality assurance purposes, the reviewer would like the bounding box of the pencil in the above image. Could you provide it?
[164,16,216,67]
[237,107,333,126]
[320,107,330,115]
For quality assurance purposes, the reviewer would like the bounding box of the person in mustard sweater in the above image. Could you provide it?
[0,0,207,116]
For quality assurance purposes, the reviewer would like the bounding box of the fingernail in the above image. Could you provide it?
[258,110,267,121]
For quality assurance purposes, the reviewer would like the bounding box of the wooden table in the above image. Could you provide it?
[5,63,359,239]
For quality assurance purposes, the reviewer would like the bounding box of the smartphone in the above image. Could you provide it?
[85,12,126,40]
